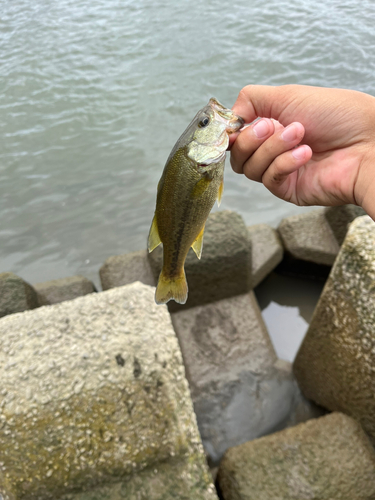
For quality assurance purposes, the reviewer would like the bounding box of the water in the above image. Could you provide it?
[1,0,375,288]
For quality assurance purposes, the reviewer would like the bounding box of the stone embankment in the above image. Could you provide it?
[1,205,374,499]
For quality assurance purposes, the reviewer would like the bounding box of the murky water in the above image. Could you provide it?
[1,0,375,288]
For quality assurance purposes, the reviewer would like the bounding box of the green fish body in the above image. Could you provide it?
[148,98,244,305]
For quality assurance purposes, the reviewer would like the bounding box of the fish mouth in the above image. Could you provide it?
[209,97,245,134]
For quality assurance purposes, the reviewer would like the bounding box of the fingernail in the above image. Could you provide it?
[281,124,298,142]
[253,119,270,139]
[292,145,307,160]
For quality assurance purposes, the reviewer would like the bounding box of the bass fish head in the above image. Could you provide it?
[186,98,244,168]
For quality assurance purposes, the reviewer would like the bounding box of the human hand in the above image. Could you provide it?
[229,85,375,217]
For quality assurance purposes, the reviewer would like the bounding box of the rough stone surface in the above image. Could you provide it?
[148,211,252,311]
[0,272,39,318]
[0,282,216,500]
[217,412,375,500]
[324,204,366,245]
[34,276,96,305]
[100,250,155,291]
[278,209,339,265]
[61,459,217,500]
[294,215,375,442]
[171,293,322,465]
[247,224,283,288]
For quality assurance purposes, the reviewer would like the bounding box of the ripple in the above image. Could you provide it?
[1,0,375,285]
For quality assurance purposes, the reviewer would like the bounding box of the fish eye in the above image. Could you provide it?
[198,116,210,128]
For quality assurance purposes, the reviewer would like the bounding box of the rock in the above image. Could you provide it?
[324,204,366,245]
[34,275,96,305]
[217,412,375,500]
[0,272,39,318]
[171,293,321,465]
[148,211,252,311]
[278,209,339,266]
[61,459,217,500]
[247,224,283,288]
[0,282,216,500]
[293,215,375,442]
[100,250,155,290]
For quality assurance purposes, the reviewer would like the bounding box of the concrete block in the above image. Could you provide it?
[217,412,375,500]
[61,459,217,500]
[100,250,155,290]
[293,215,375,442]
[0,272,38,318]
[0,282,215,500]
[278,209,339,266]
[171,293,321,465]
[148,211,252,310]
[324,204,366,245]
[247,224,283,288]
[34,275,96,305]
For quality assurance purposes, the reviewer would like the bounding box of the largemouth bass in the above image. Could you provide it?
[148,98,244,305]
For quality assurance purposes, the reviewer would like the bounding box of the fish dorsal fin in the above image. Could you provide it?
[217,178,224,207]
[191,225,205,260]
[190,176,212,200]
[148,215,161,253]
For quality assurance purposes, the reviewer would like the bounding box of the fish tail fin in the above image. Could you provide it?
[155,268,188,305]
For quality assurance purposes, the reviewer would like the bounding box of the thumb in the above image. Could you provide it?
[232,85,284,124]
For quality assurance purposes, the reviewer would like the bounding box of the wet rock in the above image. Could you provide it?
[34,275,96,305]
[247,224,283,288]
[0,272,39,318]
[171,293,321,465]
[217,412,375,500]
[324,204,366,245]
[278,209,339,266]
[293,215,375,442]
[148,211,252,311]
[100,250,155,290]
[0,282,215,500]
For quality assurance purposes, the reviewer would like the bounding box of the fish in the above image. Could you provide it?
[148,98,244,305]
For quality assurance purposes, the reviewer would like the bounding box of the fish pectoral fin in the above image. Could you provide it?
[191,225,205,260]
[190,176,212,200]
[148,215,162,253]
[217,179,224,207]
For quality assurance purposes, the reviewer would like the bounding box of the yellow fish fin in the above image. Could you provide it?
[190,176,212,199]
[191,225,205,260]
[148,215,161,253]
[155,268,188,305]
[217,178,224,207]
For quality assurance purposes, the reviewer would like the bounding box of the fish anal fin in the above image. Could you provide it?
[190,176,212,200]
[148,215,162,253]
[217,179,224,207]
[191,225,205,260]
[155,269,188,305]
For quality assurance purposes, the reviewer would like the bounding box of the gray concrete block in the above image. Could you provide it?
[217,412,375,500]
[294,215,375,442]
[248,224,283,288]
[148,211,252,310]
[171,293,321,465]
[0,272,39,318]
[0,282,215,500]
[34,275,96,305]
[100,250,155,290]
[278,209,339,265]
[324,204,366,245]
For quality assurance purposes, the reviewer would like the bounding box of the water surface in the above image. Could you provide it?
[1,0,375,286]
